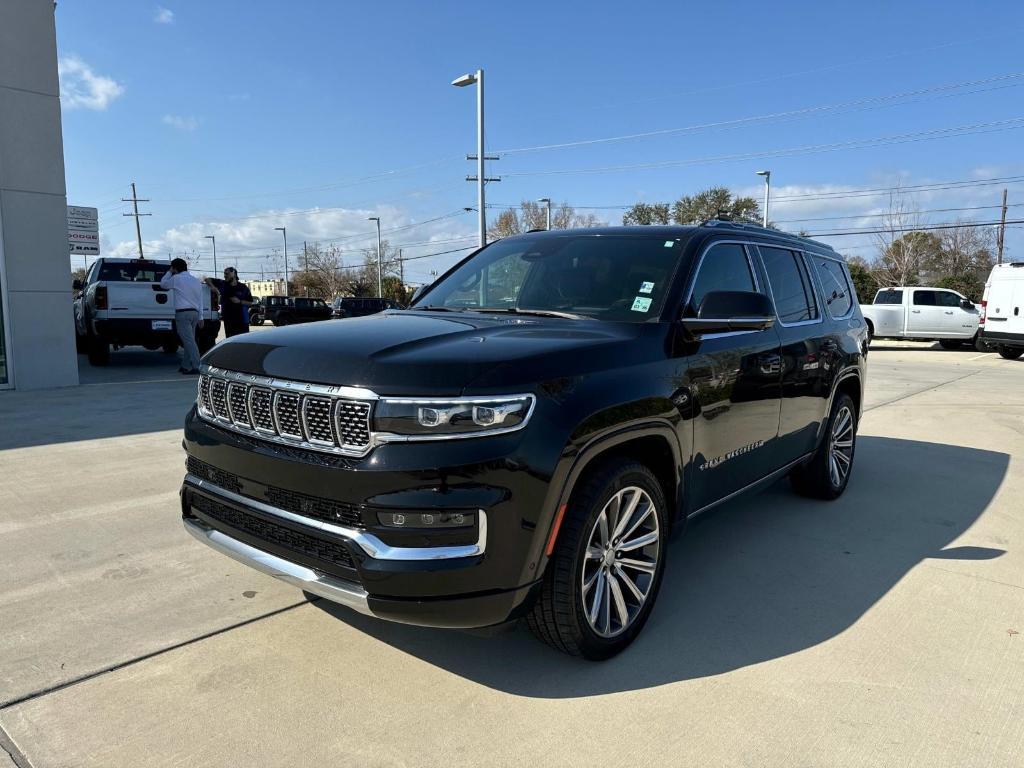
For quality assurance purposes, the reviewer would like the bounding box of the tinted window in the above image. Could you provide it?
[874,289,903,305]
[812,257,853,316]
[98,261,170,282]
[913,290,937,306]
[760,247,819,323]
[689,243,756,311]
[935,291,961,308]
[419,235,683,322]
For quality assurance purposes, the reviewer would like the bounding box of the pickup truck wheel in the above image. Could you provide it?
[161,339,178,354]
[791,392,857,500]
[998,346,1024,360]
[526,459,668,660]
[938,339,963,350]
[86,334,110,366]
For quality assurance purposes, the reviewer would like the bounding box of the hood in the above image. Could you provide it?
[204,311,643,396]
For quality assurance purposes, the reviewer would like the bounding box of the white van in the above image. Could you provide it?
[979,263,1024,359]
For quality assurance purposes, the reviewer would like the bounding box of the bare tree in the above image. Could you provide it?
[290,243,351,299]
[488,200,601,239]
[872,189,937,286]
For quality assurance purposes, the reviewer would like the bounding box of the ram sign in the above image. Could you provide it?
[68,205,99,254]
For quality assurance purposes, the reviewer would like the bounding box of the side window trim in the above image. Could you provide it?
[682,239,762,312]
[755,246,823,327]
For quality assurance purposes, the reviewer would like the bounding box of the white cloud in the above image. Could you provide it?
[162,114,200,132]
[58,55,124,111]
[154,7,174,24]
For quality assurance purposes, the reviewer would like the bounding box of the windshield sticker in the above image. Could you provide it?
[664,240,674,247]
[631,296,652,312]
[639,281,654,294]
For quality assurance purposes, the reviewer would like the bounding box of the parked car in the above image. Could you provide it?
[248,297,265,325]
[180,222,866,659]
[73,258,220,366]
[332,296,402,318]
[978,262,1024,359]
[255,296,332,326]
[859,286,979,348]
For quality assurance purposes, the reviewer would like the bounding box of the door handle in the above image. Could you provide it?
[944,311,954,315]
[911,309,921,314]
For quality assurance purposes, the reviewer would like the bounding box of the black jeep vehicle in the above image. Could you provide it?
[181,223,867,659]
[252,295,332,326]
[332,296,402,319]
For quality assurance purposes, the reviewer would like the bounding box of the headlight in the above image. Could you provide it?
[374,394,535,438]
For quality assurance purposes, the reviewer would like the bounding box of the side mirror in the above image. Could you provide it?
[72,279,83,291]
[680,291,776,338]
[960,299,974,311]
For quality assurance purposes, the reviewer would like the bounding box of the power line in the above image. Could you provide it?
[772,174,1024,202]
[501,117,1024,177]
[774,202,1024,225]
[495,72,1024,156]
[804,218,1024,237]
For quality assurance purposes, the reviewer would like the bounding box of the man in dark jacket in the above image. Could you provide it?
[204,267,253,338]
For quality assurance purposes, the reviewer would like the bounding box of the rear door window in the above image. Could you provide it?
[688,243,757,312]
[874,289,903,304]
[811,257,853,317]
[760,247,819,324]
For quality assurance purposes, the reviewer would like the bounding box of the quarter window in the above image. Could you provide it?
[760,247,819,324]
[812,257,853,317]
[688,243,756,312]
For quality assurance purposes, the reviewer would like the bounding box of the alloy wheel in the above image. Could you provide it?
[828,405,855,487]
[580,486,661,638]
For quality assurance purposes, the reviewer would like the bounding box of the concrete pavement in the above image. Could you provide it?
[1,340,1022,767]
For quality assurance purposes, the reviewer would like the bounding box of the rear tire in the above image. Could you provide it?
[526,459,668,660]
[997,346,1024,360]
[86,334,110,366]
[790,392,857,500]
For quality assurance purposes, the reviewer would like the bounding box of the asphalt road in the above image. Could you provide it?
[1,338,1022,767]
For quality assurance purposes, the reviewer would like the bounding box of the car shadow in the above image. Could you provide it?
[311,436,1008,698]
[869,343,981,352]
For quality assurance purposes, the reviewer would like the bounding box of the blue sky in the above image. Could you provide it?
[57,0,1024,283]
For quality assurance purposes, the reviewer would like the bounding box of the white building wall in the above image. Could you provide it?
[0,0,78,389]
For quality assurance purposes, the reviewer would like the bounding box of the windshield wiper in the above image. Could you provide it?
[412,305,459,312]
[469,307,587,320]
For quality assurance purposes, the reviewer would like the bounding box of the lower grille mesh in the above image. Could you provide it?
[190,492,356,570]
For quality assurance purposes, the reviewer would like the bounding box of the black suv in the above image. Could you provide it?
[181,224,867,659]
[332,296,401,318]
[251,296,332,326]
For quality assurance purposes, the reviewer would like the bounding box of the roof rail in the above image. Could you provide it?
[699,219,837,252]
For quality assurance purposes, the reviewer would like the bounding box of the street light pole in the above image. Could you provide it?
[756,170,771,227]
[204,235,217,274]
[274,227,289,296]
[368,216,383,298]
[538,197,552,230]
[452,69,486,247]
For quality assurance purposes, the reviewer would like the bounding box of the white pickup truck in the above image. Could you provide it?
[860,286,980,348]
[73,258,221,366]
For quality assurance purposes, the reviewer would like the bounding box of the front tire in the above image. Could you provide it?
[791,392,857,500]
[527,459,668,660]
[939,339,962,350]
[998,346,1024,360]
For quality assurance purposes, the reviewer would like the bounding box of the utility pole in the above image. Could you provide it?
[274,227,289,296]
[452,70,499,247]
[997,188,1008,265]
[204,235,217,273]
[303,241,309,271]
[368,217,383,298]
[398,248,404,285]
[122,182,151,259]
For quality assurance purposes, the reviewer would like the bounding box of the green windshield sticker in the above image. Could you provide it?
[631,296,652,312]
[664,240,674,247]
[639,281,654,294]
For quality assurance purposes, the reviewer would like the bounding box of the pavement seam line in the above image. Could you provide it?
[0,722,33,768]
[0,599,314,712]
[864,368,984,413]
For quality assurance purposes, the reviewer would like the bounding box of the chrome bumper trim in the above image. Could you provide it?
[183,473,487,561]
[183,517,373,615]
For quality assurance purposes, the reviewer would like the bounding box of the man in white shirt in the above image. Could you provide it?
[160,258,206,374]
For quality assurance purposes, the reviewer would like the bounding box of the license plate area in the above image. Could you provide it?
[152,320,172,330]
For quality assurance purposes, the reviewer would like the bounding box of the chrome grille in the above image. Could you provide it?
[197,368,375,457]
[274,392,303,439]
[302,396,335,445]
[210,378,229,420]
[227,383,251,427]
[249,388,275,432]
[336,401,372,447]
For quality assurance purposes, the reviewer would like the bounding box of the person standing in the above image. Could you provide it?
[204,267,253,338]
[160,258,205,374]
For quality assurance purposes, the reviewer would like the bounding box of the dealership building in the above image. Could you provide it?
[0,0,79,390]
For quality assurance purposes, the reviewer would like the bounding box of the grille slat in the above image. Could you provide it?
[227,383,251,427]
[197,369,373,456]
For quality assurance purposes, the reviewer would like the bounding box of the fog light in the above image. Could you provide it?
[377,511,475,528]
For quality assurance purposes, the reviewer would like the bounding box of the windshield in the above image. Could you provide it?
[414,235,684,321]
[98,262,170,282]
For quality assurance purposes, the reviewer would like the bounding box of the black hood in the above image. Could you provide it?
[204,311,645,396]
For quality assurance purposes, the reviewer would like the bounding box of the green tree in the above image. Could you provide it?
[622,202,670,225]
[935,274,985,302]
[843,255,876,304]
[671,187,761,225]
